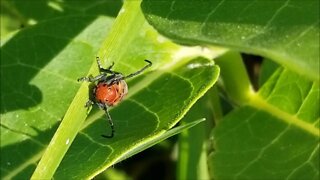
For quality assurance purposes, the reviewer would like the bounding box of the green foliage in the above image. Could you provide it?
[211,69,319,179]
[1,0,319,179]
[141,0,319,81]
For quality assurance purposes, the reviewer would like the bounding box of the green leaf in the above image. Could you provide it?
[1,1,220,179]
[141,0,320,81]
[209,68,319,179]
[0,0,121,41]
[116,118,207,164]
[259,59,279,86]
[0,6,21,38]
[1,4,118,180]
[52,55,219,179]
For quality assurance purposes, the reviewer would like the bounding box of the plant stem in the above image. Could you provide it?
[208,86,223,124]
[215,51,254,105]
[177,97,211,180]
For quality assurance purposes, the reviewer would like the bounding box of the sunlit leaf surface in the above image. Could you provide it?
[1,1,220,179]
[142,0,319,80]
[210,68,319,179]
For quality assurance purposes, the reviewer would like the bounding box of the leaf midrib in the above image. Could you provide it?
[250,94,319,137]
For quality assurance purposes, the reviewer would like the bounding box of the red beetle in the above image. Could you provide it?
[94,80,128,107]
[78,57,152,138]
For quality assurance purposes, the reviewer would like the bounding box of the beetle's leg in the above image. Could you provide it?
[83,99,94,114]
[96,103,115,138]
[103,72,126,85]
[102,110,115,138]
[84,99,94,108]
[77,74,93,82]
[77,74,107,82]
[124,60,152,79]
[96,56,117,74]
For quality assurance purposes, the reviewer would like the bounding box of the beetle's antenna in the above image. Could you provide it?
[124,60,152,79]
[101,105,115,138]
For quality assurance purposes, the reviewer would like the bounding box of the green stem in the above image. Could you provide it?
[208,86,223,124]
[215,51,254,105]
[177,97,210,180]
[31,1,143,179]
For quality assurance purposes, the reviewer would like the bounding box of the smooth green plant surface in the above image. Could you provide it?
[142,0,319,81]
[142,0,319,180]
[1,0,219,179]
[1,0,319,179]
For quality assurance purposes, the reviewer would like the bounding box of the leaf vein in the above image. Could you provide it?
[250,94,319,136]
[286,144,320,179]
[235,126,290,176]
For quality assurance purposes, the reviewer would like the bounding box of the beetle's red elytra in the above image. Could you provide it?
[78,57,152,138]
[95,80,128,106]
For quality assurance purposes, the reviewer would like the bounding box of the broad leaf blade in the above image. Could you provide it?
[141,0,320,81]
[116,118,206,164]
[0,14,116,179]
[49,1,220,178]
[210,68,319,179]
[1,1,119,179]
[1,1,221,179]
[55,56,219,179]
